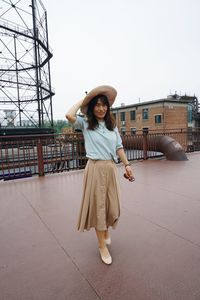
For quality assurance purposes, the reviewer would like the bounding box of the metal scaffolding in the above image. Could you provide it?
[0,0,54,129]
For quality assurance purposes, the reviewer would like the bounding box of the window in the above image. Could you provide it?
[155,114,162,124]
[131,127,136,135]
[120,112,125,121]
[143,127,149,134]
[142,108,148,120]
[120,127,126,135]
[187,104,193,123]
[130,110,136,121]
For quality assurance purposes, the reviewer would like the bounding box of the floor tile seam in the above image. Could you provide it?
[142,217,200,248]
[121,206,200,249]
[20,190,101,300]
[135,181,199,202]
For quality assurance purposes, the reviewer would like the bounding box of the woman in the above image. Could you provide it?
[65,85,135,265]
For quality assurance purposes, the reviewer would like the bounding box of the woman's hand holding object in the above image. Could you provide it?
[124,165,135,182]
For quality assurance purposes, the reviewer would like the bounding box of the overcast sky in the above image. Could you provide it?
[42,0,200,120]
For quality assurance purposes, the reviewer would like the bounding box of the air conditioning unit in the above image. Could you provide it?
[121,121,126,126]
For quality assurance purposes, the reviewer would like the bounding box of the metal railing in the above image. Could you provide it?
[0,129,200,180]
[122,129,188,161]
[0,133,86,180]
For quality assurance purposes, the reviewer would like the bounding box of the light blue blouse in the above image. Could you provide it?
[73,116,123,162]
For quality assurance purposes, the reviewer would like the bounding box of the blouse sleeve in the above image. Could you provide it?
[72,115,86,131]
[114,127,123,150]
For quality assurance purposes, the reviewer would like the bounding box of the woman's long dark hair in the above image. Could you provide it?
[87,95,116,131]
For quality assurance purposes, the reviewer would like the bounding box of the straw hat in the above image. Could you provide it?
[80,85,117,114]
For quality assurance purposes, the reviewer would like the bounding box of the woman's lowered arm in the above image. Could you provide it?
[117,147,135,180]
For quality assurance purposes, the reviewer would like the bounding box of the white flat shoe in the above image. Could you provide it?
[105,237,111,245]
[99,248,112,265]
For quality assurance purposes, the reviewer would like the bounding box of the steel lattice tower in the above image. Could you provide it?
[0,0,54,129]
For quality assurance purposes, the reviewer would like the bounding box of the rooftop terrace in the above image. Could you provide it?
[0,152,200,300]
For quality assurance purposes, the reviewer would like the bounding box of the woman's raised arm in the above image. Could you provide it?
[65,99,83,124]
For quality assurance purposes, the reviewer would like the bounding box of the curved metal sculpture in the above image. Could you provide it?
[153,135,188,161]
[122,134,188,161]
[0,0,54,129]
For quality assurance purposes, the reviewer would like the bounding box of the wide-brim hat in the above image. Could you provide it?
[80,85,117,114]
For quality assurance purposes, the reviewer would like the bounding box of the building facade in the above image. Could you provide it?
[111,95,198,134]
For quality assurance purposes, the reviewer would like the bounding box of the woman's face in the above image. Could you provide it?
[93,99,108,120]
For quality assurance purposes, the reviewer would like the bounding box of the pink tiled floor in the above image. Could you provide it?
[0,152,200,300]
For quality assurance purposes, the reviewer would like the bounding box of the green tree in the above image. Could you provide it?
[43,119,72,133]
[53,119,71,133]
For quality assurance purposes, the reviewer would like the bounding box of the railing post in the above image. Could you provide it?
[143,128,148,160]
[37,138,44,176]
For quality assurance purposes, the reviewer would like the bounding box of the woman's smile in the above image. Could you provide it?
[93,99,108,120]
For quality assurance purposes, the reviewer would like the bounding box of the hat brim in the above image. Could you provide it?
[80,85,117,114]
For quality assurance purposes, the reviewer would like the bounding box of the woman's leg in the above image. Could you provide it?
[95,228,110,245]
[95,229,111,258]
[105,229,109,239]
[95,229,106,248]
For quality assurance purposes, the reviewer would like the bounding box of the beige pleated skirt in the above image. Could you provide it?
[77,159,121,232]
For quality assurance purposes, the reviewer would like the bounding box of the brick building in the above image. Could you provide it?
[111,94,199,134]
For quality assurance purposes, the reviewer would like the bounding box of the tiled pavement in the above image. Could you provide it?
[0,152,200,300]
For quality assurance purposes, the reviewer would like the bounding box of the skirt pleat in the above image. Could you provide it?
[77,159,121,231]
